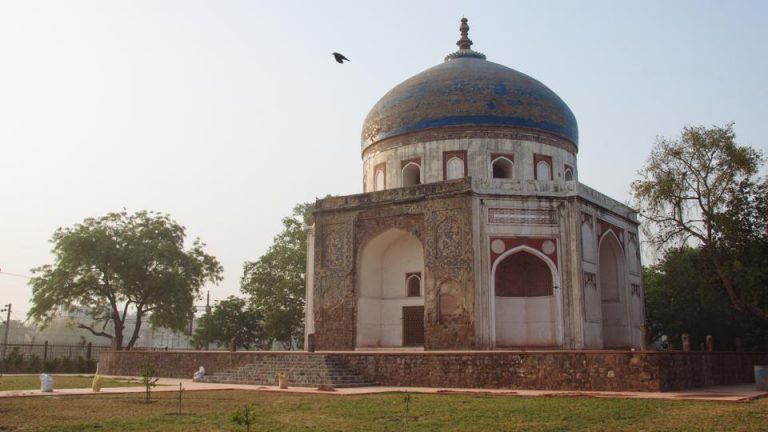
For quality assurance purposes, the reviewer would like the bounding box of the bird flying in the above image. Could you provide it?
[332,52,350,64]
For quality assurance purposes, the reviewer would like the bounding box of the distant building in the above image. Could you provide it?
[306,18,644,350]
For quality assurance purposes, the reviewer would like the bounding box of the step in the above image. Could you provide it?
[201,355,376,388]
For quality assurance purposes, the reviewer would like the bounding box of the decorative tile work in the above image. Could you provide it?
[434,211,470,268]
[488,208,556,225]
[473,178,577,194]
[322,224,350,269]
[360,55,579,150]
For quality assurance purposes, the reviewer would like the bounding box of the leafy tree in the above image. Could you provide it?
[28,210,222,350]
[716,178,768,319]
[192,296,266,350]
[643,247,767,350]
[632,123,767,321]
[241,203,313,349]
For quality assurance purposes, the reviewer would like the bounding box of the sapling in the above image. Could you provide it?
[232,404,254,432]
[140,359,159,403]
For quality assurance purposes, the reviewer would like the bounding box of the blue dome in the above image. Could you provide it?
[361,44,578,152]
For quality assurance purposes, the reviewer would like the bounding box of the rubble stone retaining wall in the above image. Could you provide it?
[99,350,768,392]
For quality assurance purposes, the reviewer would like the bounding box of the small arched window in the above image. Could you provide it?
[375,170,385,191]
[534,155,552,180]
[492,157,514,179]
[446,157,465,180]
[401,162,421,186]
[564,167,574,181]
[406,273,421,297]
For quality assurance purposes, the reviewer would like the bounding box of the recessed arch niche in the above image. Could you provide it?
[356,228,424,347]
[492,246,560,347]
[598,231,630,348]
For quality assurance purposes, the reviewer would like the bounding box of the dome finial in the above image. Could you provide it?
[457,17,473,50]
[444,17,486,62]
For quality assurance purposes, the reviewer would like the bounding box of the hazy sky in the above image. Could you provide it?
[1,1,767,320]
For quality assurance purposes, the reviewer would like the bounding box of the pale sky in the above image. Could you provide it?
[1,1,767,320]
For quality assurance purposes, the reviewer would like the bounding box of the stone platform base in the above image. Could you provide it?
[98,350,768,392]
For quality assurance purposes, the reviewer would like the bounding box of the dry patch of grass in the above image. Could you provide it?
[0,375,143,392]
[0,390,766,431]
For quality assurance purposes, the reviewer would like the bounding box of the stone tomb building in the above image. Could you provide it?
[306,19,644,351]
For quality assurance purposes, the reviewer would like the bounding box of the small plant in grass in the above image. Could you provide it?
[232,404,254,432]
[403,393,412,431]
[140,359,159,403]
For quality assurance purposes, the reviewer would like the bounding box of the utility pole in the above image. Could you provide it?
[1,303,10,375]
[1,304,10,358]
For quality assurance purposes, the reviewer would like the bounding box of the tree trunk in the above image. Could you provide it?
[126,309,144,350]
[113,327,124,350]
[112,317,125,350]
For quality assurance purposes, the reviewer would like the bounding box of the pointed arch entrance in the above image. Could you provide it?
[491,246,561,347]
[356,229,425,348]
[598,232,630,348]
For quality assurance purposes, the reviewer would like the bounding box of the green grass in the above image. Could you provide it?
[0,375,143,392]
[0,390,766,431]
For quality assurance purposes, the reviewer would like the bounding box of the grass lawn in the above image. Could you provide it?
[0,375,144,392]
[0,390,766,431]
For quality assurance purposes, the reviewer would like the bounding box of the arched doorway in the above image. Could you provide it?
[356,229,425,347]
[492,248,560,347]
[598,232,630,348]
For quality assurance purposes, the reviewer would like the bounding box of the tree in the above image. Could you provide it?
[632,123,767,321]
[192,296,265,350]
[716,178,768,317]
[643,247,767,350]
[28,210,223,350]
[240,203,313,349]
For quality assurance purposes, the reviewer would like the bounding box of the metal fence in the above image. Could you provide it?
[2,342,112,361]
[1,343,206,362]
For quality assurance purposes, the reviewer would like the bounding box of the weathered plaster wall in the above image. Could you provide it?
[309,176,643,351]
[362,132,578,192]
[577,190,643,350]
[495,296,557,345]
[310,180,477,351]
[475,193,577,349]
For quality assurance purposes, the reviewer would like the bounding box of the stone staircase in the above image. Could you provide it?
[202,354,376,388]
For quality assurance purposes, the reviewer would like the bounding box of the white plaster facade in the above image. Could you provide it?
[362,138,578,192]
